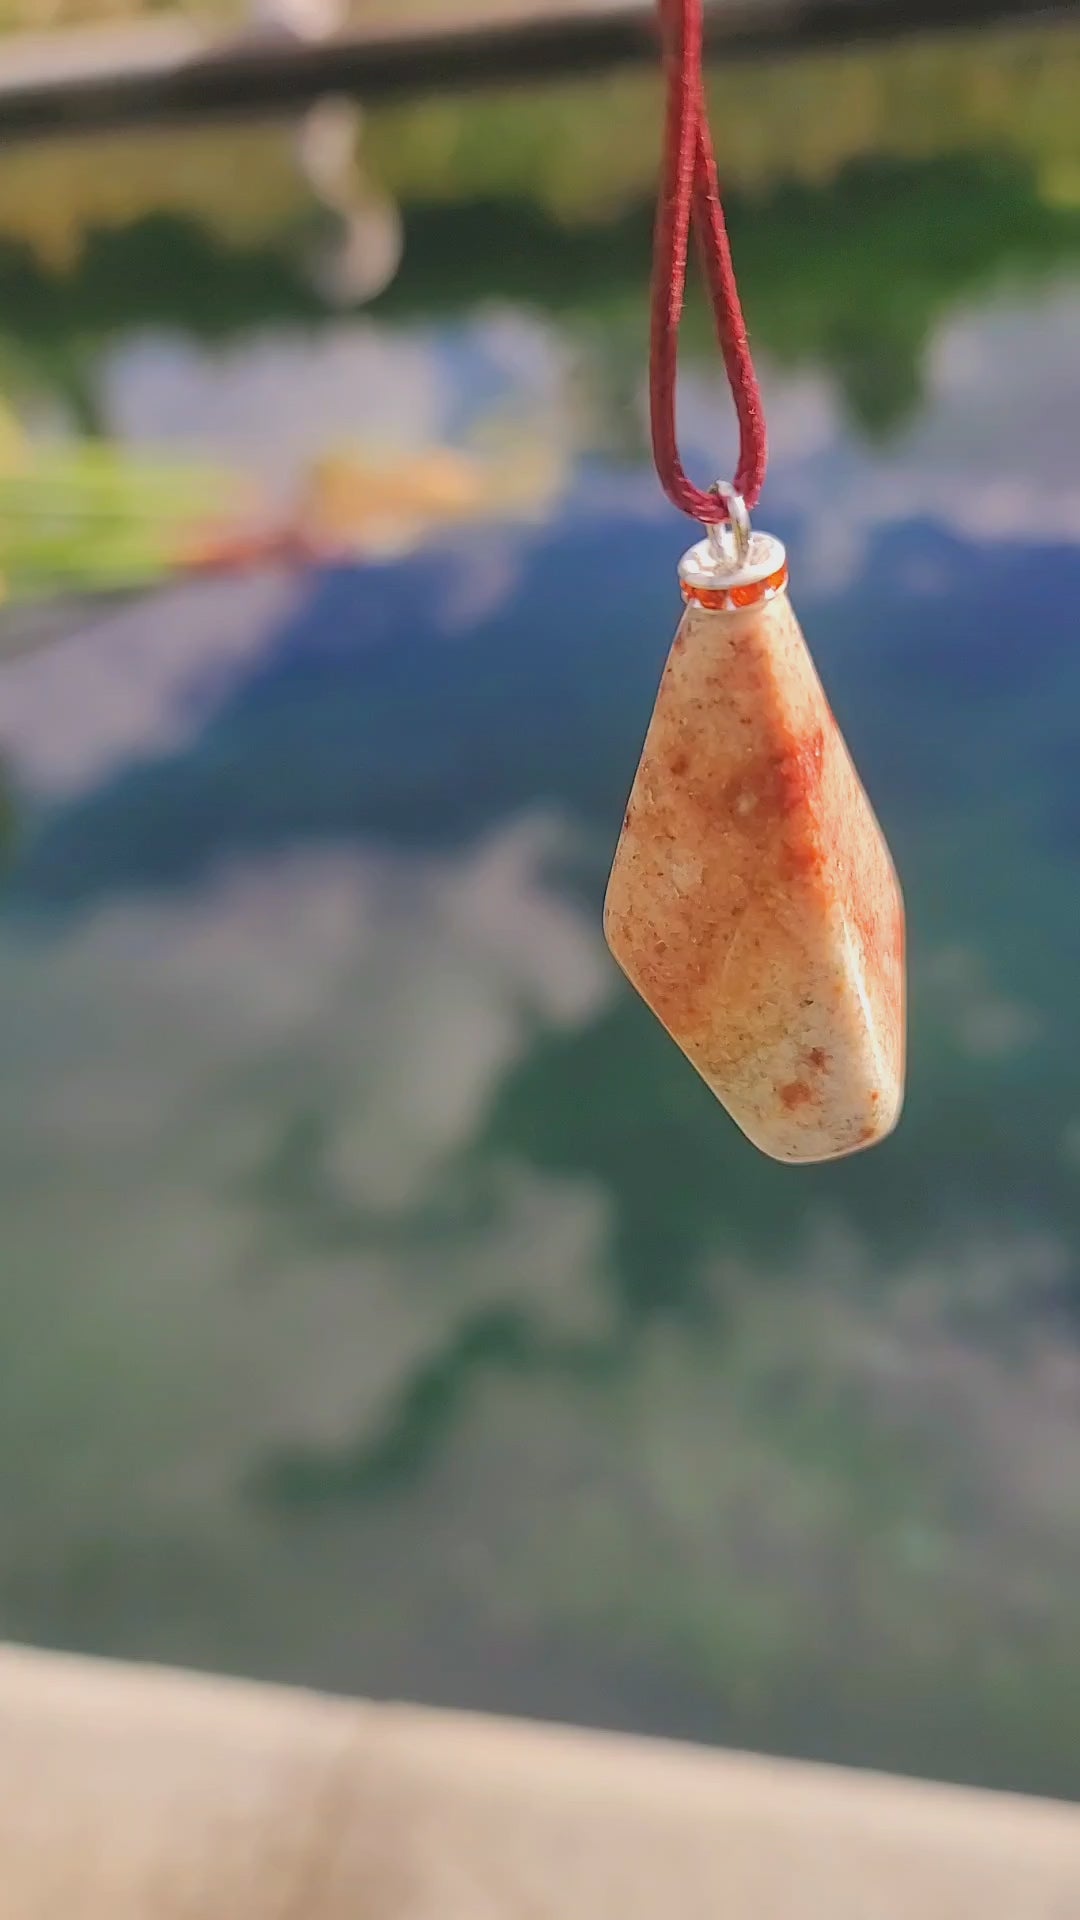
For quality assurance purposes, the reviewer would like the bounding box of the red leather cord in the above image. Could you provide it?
[649,0,767,521]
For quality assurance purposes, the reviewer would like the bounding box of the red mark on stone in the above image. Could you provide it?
[783,836,826,881]
[774,727,825,816]
[780,1080,812,1109]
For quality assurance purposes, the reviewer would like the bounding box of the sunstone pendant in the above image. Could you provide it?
[605,497,905,1163]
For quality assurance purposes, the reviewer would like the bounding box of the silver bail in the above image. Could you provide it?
[678,479,787,608]
[706,481,752,569]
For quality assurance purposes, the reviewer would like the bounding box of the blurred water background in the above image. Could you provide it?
[1,14,1080,1799]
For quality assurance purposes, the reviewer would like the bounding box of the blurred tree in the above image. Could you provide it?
[2,151,1077,442]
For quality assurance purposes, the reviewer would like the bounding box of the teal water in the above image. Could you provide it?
[2,27,1080,1797]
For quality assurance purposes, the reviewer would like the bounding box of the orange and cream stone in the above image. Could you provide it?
[605,527,905,1162]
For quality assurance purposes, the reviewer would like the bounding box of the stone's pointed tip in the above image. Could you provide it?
[606,587,906,1165]
[753,1081,905,1165]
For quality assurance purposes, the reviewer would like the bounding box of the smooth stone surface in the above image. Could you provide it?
[605,591,905,1162]
[4,1643,1080,1920]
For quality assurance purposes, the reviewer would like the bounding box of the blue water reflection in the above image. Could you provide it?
[2,46,1080,1799]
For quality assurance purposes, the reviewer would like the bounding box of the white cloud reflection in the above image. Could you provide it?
[921,945,1043,1061]
[98,308,577,509]
[0,812,613,1536]
[0,571,301,802]
[677,281,1080,593]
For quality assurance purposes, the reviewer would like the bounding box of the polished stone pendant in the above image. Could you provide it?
[605,502,905,1163]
